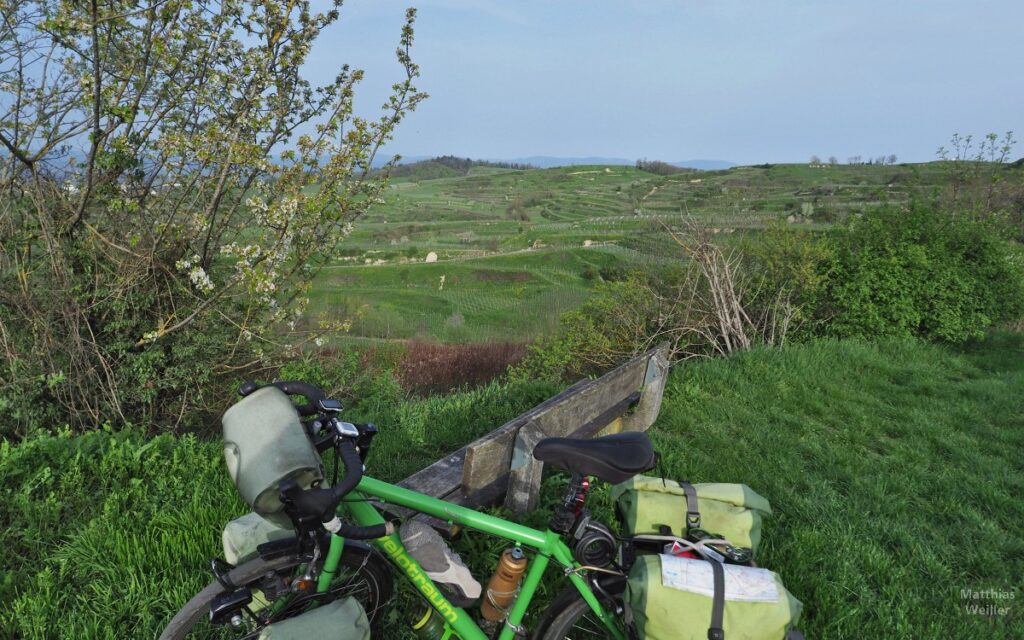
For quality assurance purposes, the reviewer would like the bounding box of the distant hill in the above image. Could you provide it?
[670,159,737,171]
[374,155,737,172]
[494,156,737,171]
[498,156,634,168]
[382,155,534,180]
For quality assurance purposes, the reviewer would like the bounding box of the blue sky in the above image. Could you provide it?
[308,0,1024,164]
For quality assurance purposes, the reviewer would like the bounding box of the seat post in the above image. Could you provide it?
[550,473,588,534]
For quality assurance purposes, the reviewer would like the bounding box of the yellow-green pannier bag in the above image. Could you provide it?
[626,554,803,640]
[257,597,370,640]
[612,476,772,552]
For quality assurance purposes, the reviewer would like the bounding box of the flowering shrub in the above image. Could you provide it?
[0,1,425,433]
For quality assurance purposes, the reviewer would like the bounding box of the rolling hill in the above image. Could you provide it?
[311,161,958,345]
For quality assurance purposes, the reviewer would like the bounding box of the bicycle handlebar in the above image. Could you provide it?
[279,436,390,540]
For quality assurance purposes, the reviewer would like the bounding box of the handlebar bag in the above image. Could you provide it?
[625,554,803,640]
[222,386,324,523]
[611,476,772,553]
[257,596,370,640]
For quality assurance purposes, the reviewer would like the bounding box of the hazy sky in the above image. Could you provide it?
[308,0,1024,164]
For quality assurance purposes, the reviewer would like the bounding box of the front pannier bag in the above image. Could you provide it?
[612,476,772,552]
[221,511,296,565]
[626,554,803,640]
[257,597,370,640]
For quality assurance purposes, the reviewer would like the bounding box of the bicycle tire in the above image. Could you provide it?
[159,545,393,639]
[533,584,626,640]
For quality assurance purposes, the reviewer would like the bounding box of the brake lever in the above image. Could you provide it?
[279,479,336,522]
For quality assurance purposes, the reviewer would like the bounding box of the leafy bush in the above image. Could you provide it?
[510,275,679,383]
[276,346,407,421]
[516,203,1022,386]
[823,203,1024,342]
[746,221,835,340]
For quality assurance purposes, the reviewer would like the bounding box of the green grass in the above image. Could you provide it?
[647,333,1024,638]
[2,334,1021,638]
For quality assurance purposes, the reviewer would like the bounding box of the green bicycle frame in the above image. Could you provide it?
[318,476,626,640]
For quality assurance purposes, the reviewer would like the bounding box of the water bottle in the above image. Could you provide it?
[480,547,528,622]
[411,605,446,639]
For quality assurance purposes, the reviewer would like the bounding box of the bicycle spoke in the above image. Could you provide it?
[566,610,619,639]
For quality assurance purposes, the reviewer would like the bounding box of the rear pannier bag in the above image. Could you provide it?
[612,476,772,552]
[626,554,803,640]
[257,597,370,640]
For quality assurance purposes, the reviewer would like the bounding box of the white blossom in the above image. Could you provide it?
[188,265,215,294]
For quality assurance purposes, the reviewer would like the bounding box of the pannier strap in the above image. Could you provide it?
[707,559,725,640]
[702,560,804,640]
[679,481,702,528]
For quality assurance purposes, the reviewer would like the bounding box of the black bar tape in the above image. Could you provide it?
[272,380,326,416]
[334,523,389,540]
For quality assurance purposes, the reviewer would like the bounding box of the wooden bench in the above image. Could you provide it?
[393,344,670,530]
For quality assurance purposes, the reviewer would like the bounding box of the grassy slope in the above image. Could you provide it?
[1,334,1021,638]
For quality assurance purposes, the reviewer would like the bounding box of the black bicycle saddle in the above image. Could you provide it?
[532,431,657,484]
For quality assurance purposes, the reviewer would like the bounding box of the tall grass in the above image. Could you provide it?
[0,429,240,638]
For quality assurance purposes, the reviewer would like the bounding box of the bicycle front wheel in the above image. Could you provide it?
[159,545,393,639]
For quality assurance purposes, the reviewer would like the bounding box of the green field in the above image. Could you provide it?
[313,248,627,342]
[3,334,1021,638]
[314,162,960,344]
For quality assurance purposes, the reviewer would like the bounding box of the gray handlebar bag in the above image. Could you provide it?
[222,386,325,524]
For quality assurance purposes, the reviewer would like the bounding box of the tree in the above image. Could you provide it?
[636,159,688,175]
[936,132,1021,229]
[886,154,898,165]
[0,1,425,433]
[828,156,838,166]
[809,155,821,165]
[847,156,862,165]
